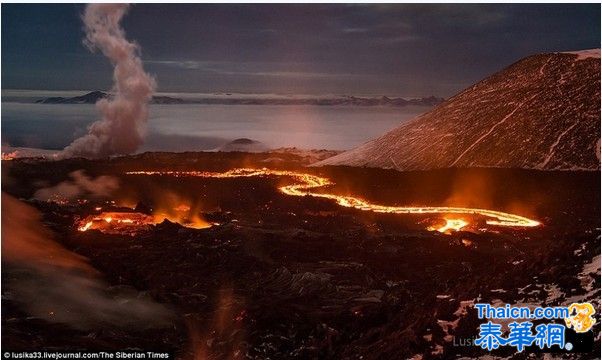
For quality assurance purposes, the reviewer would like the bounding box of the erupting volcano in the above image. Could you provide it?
[3,3,599,358]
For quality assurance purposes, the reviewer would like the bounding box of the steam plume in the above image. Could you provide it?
[59,4,155,159]
[33,170,119,201]
[2,193,173,329]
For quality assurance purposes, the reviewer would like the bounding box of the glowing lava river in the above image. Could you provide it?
[125,168,540,230]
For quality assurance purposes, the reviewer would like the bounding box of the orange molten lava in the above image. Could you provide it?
[436,219,469,233]
[77,212,156,233]
[77,210,210,233]
[78,220,94,232]
[1,152,16,161]
[152,211,209,230]
[126,168,541,229]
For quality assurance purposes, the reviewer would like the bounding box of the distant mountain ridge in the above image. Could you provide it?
[35,91,444,107]
[316,49,601,171]
[35,91,185,105]
[36,90,108,104]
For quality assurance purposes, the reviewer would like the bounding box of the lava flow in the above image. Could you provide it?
[77,212,157,234]
[77,210,210,234]
[126,168,541,230]
[1,151,16,161]
[433,219,469,233]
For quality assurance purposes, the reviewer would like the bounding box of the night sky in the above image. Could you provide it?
[2,3,600,96]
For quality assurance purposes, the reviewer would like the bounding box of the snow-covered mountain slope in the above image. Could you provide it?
[315,50,601,171]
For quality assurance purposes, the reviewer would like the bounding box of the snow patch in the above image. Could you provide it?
[579,254,601,292]
[562,48,601,60]
[437,300,474,342]
[451,95,537,166]
[537,122,579,168]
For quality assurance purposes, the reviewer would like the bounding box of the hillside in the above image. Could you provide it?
[316,50,601,170]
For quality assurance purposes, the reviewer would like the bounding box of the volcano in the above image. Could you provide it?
[316,49,601,170]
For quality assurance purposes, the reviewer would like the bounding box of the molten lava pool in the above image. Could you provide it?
[429,218,469,234]
[77,210,210,234]
[78,212,157,234]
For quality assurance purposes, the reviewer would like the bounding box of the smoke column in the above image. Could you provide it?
[59,4,155,158]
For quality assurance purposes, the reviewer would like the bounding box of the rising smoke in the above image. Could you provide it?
[33,170,119,201]
[59,4,155,159]
[2,193,173,329]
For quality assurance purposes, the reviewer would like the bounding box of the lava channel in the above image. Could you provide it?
[126,168,541,230]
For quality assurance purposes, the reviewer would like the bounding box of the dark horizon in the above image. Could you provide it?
[2,3,600,97]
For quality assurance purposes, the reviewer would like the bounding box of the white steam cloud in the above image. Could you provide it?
[33,170,119,201]
[59,4,155,159]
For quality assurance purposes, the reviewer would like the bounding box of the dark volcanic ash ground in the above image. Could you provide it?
[2,151,600,359]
